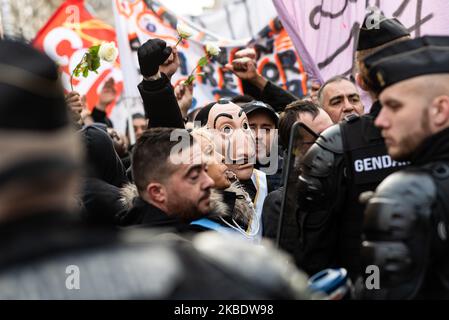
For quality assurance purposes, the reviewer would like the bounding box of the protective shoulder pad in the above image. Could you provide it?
[370,170,436,209]
[300,142,336,178]
[364,170,437,238]
[315,123,343,154]
[362,171,437,299]
[300,124,343,178]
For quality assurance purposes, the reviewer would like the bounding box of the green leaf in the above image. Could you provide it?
[91,56,101,71]
[184,75,195,85]
[82,68,89,78]
[198,56,208,67]
[89,45,100,56]
[84,52,100,72]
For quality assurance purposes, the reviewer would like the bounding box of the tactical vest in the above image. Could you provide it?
[338,114,408,278]
[417,161,449,298]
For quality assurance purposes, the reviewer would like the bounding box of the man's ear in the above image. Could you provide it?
[356,73,368,91]
[145,182,166,205]
[431,95,449,127]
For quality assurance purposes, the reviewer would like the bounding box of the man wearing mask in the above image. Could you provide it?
[202,100,267,240]
[137,39,269,241]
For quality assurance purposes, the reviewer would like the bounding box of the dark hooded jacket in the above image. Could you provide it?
[118,196,207,234]
[91,107,114,128]
[82,125,128,187]
[80,125,129,225]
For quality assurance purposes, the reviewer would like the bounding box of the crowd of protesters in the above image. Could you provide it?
[1,10,449,300]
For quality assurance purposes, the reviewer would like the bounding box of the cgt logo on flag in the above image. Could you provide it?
[33,0,123,115]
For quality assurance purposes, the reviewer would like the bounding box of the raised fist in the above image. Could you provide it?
[160,46,180,79]
[138,39,172,77]
[234,48,257,60]
[224,57,258,81]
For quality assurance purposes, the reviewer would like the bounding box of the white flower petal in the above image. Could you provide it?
[98,42,118,63]
[176,23,194,39]
[205,42,221,57]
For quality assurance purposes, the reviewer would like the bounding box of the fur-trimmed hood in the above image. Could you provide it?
[120,183,139,210]
[209,181,255,230]
[119,182,255,230]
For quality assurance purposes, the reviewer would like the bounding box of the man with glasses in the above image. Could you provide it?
[262,100,333,262]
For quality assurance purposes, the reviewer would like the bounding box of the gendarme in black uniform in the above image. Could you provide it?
[296,13,410,279]
[360,35,449,299]
[297,102,407,279]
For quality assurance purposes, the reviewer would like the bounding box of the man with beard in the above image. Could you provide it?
[262,100,334,264]
[122,127,215,232]
[360,35,449,299]
[296,12,410,280]
[241,100,282,190]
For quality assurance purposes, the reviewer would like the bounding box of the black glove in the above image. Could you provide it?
[138,39,172,77]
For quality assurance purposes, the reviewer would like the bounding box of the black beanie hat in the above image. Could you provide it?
[0,38,69,131]
[0,39,81,186]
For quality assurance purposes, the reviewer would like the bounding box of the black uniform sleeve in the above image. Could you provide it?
[138,73,185,129]
[242,80,298,112]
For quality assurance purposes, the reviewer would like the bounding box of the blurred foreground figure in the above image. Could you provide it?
[360,36,449,299]
[0,39,309,299]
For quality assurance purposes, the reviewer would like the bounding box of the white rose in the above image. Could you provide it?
[205,42,221,57]
[176,23,194,39]
[98,42,118,63]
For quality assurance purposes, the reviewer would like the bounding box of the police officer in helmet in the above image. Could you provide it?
[296,11,410,280]
[360,35,449,299]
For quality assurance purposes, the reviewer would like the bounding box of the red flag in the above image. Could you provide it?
[33,0,123,115]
